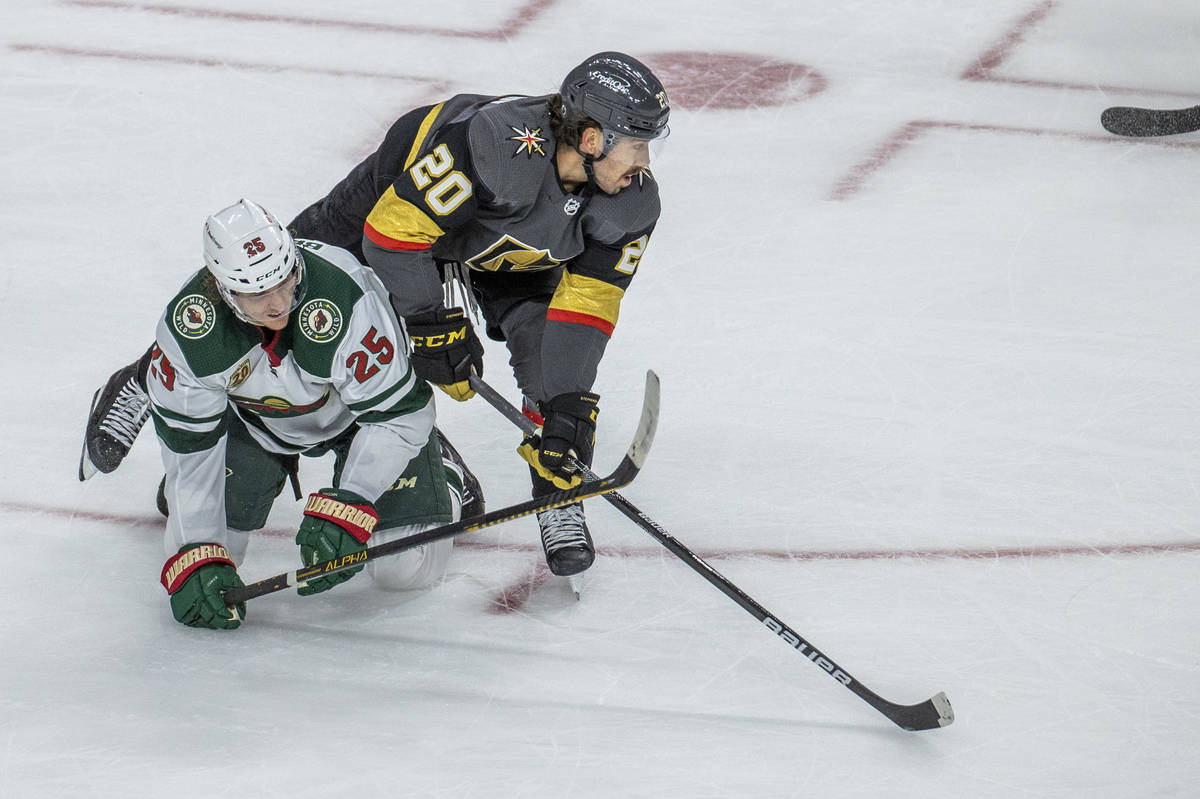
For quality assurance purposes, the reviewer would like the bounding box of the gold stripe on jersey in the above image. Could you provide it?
[546,272,625,336]
[404,102,445,170]
[364,186,446,251]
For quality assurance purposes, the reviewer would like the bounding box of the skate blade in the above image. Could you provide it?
[78,388,102,481]
[566,573,585,601]
[78,442,98,481]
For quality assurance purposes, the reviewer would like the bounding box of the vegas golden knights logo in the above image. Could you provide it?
[465,234,562,272]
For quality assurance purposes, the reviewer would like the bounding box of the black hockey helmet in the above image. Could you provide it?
[559,52,670,151]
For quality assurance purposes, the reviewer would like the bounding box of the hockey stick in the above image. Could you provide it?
[1100,104,1200,137]
[221,371,659,607]
[470,373,953,732]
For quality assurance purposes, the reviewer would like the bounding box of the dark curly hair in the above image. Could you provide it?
[546,94,599,149]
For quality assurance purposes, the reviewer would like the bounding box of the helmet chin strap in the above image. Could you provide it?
[574,139,607,198]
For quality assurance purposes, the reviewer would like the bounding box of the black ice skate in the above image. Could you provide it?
[78,360,151,481]
[436,427,485,519]
[537,502,595,576]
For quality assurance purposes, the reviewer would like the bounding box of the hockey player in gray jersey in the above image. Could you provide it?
[154,199,459,629]
[80,52,670,579]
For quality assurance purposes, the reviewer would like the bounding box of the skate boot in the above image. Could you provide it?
[78,358,152,480]
[436,427,485,518]
[537,502,595,576]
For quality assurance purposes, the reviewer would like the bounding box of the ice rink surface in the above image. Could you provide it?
[2,1,1199,796]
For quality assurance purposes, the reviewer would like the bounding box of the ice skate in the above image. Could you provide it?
[436,427,485,518]
[537,502,595,577]
[78,360,151,480]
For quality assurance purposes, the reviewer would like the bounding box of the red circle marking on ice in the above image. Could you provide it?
[643,51,826,110]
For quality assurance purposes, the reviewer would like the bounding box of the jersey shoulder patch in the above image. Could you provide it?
[467,95,555,202]
[289,243,367,378]
[163,269,257,378]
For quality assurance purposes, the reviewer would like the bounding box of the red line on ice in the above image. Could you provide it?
[10,42,452,88]
[961,0,1057,81]
[962,0,1199,100]
[23,498,1198,612]
[828,119,1200,200]
[59,0,557,40]
[20,499,1199,561]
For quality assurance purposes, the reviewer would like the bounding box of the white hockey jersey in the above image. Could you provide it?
[148,240,435,555]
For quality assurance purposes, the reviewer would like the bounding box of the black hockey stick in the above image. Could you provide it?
[1100,104,1200,137]
[470,373,953,732]
[221,371,659,606]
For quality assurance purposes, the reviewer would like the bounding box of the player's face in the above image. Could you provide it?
[592,136,652,195]
[230,268,300,330]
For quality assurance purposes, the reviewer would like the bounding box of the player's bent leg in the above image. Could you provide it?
[214,411,290,567]
[366,431,463,590]
[367,526,456,591]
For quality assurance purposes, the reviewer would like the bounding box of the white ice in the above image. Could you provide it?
[2,1,1199,796]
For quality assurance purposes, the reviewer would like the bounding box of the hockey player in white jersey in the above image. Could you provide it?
[154,199,459,629]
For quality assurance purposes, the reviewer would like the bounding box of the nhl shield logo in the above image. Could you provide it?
[563,197,582,216]
[172,294,215,340]
[298,299,342,343]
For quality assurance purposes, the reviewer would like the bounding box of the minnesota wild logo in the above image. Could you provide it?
[298,299,342,343]
[231,391,330,418]
[172,294,215,340]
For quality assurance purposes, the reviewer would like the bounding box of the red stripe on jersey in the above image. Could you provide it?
[546,308,615,336]
[363,222,433,252]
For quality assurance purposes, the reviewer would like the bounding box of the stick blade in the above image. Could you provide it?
[625,370,660,470]
[888,691,955,731]
[1101,105,1200,137]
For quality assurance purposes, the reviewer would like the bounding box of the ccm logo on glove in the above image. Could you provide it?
[408,325,468,349]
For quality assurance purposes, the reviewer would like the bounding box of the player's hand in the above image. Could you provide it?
[517,392,599,489]
[295,488,377,595]
[161,543,246,629]
[404,308,484,401]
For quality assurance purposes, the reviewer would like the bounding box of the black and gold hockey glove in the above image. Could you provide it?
[518,392,599,489]
[404,307,484,401]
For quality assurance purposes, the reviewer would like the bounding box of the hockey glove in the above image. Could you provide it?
[517,392,599,490]
[295,488,378,595]
[405,307,484,401]
[161,543,246,630]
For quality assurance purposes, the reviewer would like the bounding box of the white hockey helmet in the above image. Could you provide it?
[202,199,307,324]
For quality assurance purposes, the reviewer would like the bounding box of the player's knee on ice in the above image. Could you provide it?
[366,491,460,590]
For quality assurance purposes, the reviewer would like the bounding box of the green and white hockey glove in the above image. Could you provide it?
[295,488,378,596]
[517,391,599,489]
[161,543,246,630]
